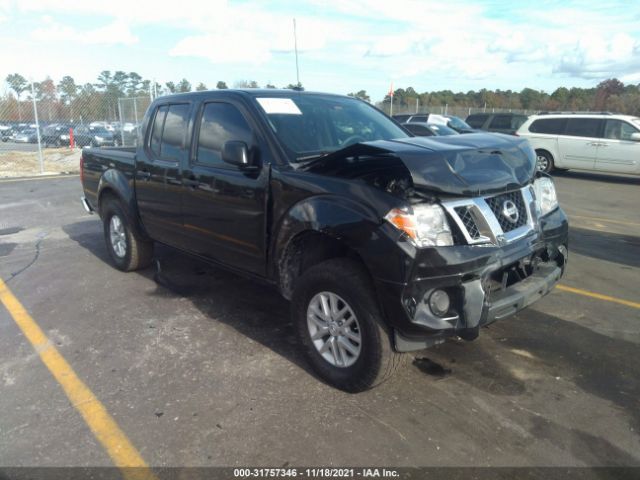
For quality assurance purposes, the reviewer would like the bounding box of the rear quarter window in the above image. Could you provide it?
[466,114,488,128]
[528,118,567,134]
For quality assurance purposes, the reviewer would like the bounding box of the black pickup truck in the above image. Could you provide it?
[80,89,568,392]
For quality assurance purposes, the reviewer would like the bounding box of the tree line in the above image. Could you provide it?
[1,71,301,122]
[376,79,640,115]
[3,70,639,123]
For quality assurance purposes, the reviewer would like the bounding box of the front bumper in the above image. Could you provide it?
[374,207,568,352]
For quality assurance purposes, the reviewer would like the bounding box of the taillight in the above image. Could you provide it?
[80,154,84,183]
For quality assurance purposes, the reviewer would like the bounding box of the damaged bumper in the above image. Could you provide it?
[376,207,568,352]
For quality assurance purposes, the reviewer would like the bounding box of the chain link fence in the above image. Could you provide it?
[0,87,153,177]
[2,84,543,177]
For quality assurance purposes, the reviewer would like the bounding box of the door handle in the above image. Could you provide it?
[138,170,151,181]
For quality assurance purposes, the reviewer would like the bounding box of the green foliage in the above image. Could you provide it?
[379,79,640,115]
[216,81,228,89]
[347,90,371,102]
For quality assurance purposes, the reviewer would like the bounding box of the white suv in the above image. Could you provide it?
[517,113,640,174]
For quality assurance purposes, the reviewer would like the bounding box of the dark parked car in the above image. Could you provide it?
[466,112,529,135]
[42,124,75,147]
[80,90,568,392]
[403,122,459,136]
[13,128,38,143]
[0,125,13,142]
[73,126,117,147]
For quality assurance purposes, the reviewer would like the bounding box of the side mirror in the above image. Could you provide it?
[222,141,252,167]
[630,133,640,142]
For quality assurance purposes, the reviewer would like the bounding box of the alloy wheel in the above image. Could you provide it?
[307,292,362,368]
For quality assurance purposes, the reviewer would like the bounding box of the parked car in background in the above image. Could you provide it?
[73,126,117,147]
[13,128,38,143]
[466,112,529,135]
[517,112,640,174]
[394,114,475,133]
[42,123,74,147]
[0,124,13,142]
[403,122,459,136]
[431,115,475,133]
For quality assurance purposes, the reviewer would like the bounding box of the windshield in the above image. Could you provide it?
[447,116,472,130]
[91,128,110,134]
[255,95,408,161]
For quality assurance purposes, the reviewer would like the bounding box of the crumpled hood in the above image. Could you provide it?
[303,133,537,197]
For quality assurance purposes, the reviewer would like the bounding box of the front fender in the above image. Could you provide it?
[270,194,406,281]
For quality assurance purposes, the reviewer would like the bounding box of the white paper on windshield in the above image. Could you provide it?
[257,97,302,115]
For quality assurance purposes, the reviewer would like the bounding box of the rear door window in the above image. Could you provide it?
[159,103,190,160]
[489,115,511,129]
[564,118,602,138]
[150,105,168,156]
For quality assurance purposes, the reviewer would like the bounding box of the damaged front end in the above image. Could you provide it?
[300,134,569,351]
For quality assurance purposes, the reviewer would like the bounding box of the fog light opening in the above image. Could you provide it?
[429,289,450,317]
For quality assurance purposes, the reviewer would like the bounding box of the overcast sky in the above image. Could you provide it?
[1,0,639,101]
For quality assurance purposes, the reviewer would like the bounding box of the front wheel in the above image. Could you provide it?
[292,258,406,392]
[102,198,154,271]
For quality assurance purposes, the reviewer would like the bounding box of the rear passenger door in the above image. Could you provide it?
[179,100,269,275]
[556,118,603,170]
[596,119,640,174]
[135,102,191,245]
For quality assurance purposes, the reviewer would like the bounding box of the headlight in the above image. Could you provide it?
[385,204,453,247]
[60,134,69,140]
[533,177,558,216]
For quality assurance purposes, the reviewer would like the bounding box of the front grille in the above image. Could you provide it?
[485,191,528,232]
[454,206,481,240]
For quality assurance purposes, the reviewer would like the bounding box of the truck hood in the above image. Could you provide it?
[302,133,537,197]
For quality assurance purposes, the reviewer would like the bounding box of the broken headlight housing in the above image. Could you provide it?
[533,177,558,216]
[385,204,453,247]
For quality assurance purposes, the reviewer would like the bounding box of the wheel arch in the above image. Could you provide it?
[97,170,149,240]
[272,195,382,300]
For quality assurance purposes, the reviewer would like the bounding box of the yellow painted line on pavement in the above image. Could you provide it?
[0,174,79,183]
[557,284,640,310]
[0,277,156,480]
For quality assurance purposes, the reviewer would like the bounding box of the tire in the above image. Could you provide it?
[292,258,406,392]
[102,198,154,272]
[54,139,61,147]
[535,150,554,173]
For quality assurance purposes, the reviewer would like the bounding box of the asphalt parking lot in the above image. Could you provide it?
[0,171,639,470]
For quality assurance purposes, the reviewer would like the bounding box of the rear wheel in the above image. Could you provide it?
[292,258,406,392]
[535,150,554,173]
[102,198,153,271]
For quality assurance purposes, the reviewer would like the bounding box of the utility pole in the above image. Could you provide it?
[293,18,300,87]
